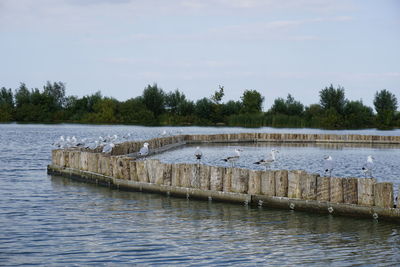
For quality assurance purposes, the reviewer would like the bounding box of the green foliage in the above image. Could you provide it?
[270,94,304,116]
[142,84,165,118]
[319,84,346,115]
[221,100,242,117]
[195,98,213,122]
[343,100,374,129]
[228,113,266,127]
[119,97,156,125]
[43,81,66,110]
[211,85,224,104]
[241,89,264,114]
[373,89,398,128]
[2,81,398,129]
[0,87,14,121]
[165,89,195,116]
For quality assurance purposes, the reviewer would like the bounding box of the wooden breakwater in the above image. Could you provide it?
[47,133,400,222]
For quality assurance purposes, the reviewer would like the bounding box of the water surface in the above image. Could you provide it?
[1,124,400,266]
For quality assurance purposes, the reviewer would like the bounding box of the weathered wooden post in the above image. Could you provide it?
[62,150,70,168]
[80,151,89,171]
[129,160,139,181]
[199,165,211,190]
[343,177,358,204]
[112,156,131,180]
[87,153,99,173]
[210,166,224,191]
[51,150,59,166]
[189,164,201,189]
[162,163,172,186]
[374,182,394,208]
[248,170,261,195]
[330,177,344,203]
[301,172,318,200]
[223,168,232,192]
[179,164,191,188]
[69,150,80,169]
[275,170,288,197]
[98,154,112,176]
[135,160,148,183]
[231,168,249,194]
[171,163,181,187]
[260,170,275,196]
[316,176,330,201]
[288,170,303,199]
[357,178,375,206]
[146,159,159,183]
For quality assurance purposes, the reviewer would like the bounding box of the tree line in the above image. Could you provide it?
[0,82,398,129]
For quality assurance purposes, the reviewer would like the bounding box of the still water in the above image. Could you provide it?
[1,124,400,266]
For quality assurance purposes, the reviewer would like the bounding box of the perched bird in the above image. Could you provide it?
[323,155,334,177]
[222,148,243,166]
[138,142,150,157]
[102,143,115,154]
[87,140,99,150]
[194,147,202,163]
[254,149,279,170]
[52,136,65,148]
[362,155,374,178]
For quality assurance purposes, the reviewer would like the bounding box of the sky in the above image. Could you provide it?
[0,0,399,109]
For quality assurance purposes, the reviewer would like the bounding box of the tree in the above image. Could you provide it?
[195,97,213,121]
[0,87,14,121]
[319,84,346,115]
[119,97,155,124]
[270,94,304,116]
[270,97,287,114]
[241,89,264,114]
[222,100,242,117]
[285,94,304,116]
[343,100,374,128]
[14,83,31,108]
[43,81,66,109]
[211,85,224,104]
[373,89,398,128]
[165,89,185,114]
[142,84,165,118]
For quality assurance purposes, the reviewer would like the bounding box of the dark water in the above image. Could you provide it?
[1,124,400,266]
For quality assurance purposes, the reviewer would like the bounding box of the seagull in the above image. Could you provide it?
[222,148,243,167]
[138,142,149,158]
[87,140,99,150]
[52,136,65,148]
[161,130,167,136]
[254,149,279,170]
[194,147,202,163]
[324,155,334,177]
[362,155,374,178]
[102,143,115,154]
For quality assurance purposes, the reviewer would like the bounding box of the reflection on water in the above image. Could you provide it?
[1,124,400,265]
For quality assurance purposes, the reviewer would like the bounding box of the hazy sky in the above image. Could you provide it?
[1,0,399,109]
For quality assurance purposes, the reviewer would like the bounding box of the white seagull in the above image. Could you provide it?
[362,155,374,178]
[194,147,202,163]
[138,142,150,157]
[324,155,334,177]
[102,143,115,154]
[222,148,243,166]
[254,149,279,170]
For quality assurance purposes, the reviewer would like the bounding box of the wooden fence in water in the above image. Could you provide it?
[48,133,400,222]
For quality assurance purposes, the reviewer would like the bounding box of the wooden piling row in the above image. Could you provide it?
[50,132,399,212]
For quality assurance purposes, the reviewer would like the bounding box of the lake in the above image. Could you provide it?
[1,123,400,265]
